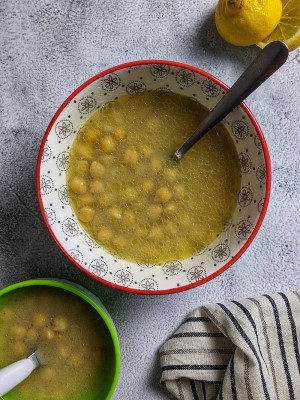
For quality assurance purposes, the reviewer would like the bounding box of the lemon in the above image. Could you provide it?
[257,0,300,51]
[215,0,283,47]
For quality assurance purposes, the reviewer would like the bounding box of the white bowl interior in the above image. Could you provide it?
[39,63,268,292]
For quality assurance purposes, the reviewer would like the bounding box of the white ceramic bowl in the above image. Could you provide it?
[37,60,271,295]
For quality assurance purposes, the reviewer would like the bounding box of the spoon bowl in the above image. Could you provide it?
[0,352,41,397]
[174,41,289,161]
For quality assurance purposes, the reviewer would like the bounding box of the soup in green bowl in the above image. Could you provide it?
[0,279,121,400]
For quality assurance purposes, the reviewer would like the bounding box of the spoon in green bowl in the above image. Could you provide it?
[173,41,289,161]
[0,352,41,397]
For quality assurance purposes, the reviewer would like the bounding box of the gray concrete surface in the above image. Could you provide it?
[0,1,299,399]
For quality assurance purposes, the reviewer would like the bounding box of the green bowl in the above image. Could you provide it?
[0,278,121,400]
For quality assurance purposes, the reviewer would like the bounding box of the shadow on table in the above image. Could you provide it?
[189,10,261,72]
[149,352,176,400]
[0,126,97,287]
[0,176,75,282]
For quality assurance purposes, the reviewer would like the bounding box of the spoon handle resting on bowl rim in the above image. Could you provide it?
[173,41,289,161]
[0,353,40,397]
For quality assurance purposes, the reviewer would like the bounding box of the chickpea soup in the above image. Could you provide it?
[0,286,114,400]
[67,91,240,264]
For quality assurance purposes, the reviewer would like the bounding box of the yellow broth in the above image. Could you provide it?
[0,286,113,400]
[67,91,240,264]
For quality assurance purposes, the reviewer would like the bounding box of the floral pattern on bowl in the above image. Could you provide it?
[37,60,271,294]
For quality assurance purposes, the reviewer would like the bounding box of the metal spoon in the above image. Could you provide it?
[0,352,41,397]
[173,41,289,161]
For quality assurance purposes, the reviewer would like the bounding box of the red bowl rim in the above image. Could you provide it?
[36,59,271,295]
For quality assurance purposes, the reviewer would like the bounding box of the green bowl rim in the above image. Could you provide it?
[0,279,121,400]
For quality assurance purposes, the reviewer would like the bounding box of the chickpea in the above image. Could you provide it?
[40,366,54,380]
[75,160,89,175]
[52,316,68,332]
[98,193,113,207]
[136,225,148,238]
[90,161,105,178]
[97,227,113,243]
[113,127,126,141]
[147,204,162,220]
[148,226,163,240]
[26,328,39,342]
[122,148,139,167]
[10,325,27,340]
[78,206,95,223]
[100,122,114,135]
[164,202,177,215]
[14,341,26,357]
[89,180,104,194]
[100,136,115,154]
[123,211,136,225]
[83,126,99,141]
[78,193,94,206]
[70,176,87,194]
[113,235,127,249]
[108,206,122,220]
[32,312,48,329]
[150,157,163,173]
[163,168,178,183]
[41,327,55,341]
[140,179,154,193]
[164,221,177,235]
[124,186,138,201]
[154,186,172,204]
[75,143,93,160]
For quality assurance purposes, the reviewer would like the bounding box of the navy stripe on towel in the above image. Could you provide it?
[160,348,235,356]
[189,379,199,400]
[217,303,270,400]
[264,294,295,399]
[279,292,300,375]
[232,300,269,372]
[172,332,225,339]
[185,317,212,323]
[230,358,237,400]
[162,364,227,372]
[202,382,206,400]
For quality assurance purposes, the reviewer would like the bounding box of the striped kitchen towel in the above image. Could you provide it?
[160,291,300,400]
